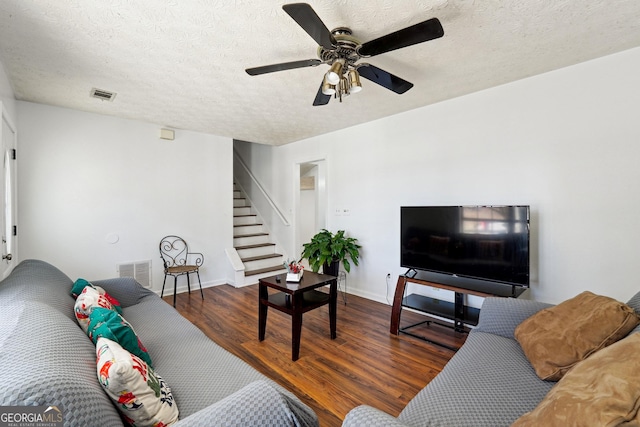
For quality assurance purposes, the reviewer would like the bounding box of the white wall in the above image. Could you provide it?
[236,47,640,305]
[0,60,17,120]
[17,102,234,291]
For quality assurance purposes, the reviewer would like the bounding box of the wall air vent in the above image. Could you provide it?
[90,88,117,102]
[117,260,151,288]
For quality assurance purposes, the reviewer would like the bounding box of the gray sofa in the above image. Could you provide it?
[343,293,640,427]
[0,259,318,427]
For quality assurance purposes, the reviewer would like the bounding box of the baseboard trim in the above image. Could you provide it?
[153,279,226,297]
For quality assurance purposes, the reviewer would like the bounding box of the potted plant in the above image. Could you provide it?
[300,229,361,276]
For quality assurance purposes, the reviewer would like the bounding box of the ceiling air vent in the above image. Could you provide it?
[90,88,117,102]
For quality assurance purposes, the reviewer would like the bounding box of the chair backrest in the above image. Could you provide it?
[159,235,202,269]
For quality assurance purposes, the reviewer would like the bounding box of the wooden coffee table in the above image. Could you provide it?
[258,271,337,361]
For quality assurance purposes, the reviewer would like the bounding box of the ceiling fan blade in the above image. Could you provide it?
[283,3,336,50]
[358,18,444,57]
[246,59,321,76]
[357,64,414,94]
[313,81,331,106]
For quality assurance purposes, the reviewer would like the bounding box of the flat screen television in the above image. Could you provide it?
[401,206,530,289]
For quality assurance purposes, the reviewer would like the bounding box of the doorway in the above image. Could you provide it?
[0,105,17,278]
[295,159,327,255]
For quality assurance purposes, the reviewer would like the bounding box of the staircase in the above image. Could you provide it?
[233,183,287,284]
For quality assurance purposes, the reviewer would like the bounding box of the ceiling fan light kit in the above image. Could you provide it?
[322,77,336,95]
[326,59,344,85]
[348,70,362,93]
[321,63,362,101]
[245,3,444,106]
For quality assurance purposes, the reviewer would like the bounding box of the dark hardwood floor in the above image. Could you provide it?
[163,284,465,427]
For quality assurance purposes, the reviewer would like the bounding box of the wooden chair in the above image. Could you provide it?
[159,235,204,307]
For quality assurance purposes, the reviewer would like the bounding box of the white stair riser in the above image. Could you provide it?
[233,215,258,226]
[233,198,248,207]
[233,206,251,216]
[236,245,276,258]
[239,268,288,286]
[234,224,263,235]
[234,234,270,246]
[243,256,285,271]
[233,190,242,198]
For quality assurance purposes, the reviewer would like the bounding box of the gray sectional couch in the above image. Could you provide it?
[342,293,640,427]
[0,259,318,426]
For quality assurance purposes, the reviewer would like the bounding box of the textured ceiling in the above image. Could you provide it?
[1,1,639,145]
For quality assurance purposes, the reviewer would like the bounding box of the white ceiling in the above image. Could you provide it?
[1,1,639,146]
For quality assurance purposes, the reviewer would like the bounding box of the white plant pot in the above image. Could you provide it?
[286,271,303,282]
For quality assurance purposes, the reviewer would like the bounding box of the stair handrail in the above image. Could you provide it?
[233,148,290,226]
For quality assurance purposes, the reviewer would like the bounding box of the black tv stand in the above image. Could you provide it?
[390,273,526,350]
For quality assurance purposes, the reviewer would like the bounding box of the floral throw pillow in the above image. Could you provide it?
[74,286,119,332]
[88,307,153,368]
[71,278,123,314]
[96,338,178,427]
[71,278,93,298]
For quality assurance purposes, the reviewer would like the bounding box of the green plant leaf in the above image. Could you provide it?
[343,259,351,273]
[300,229,360,275]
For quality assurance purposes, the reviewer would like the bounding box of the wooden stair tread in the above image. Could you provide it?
[234,223,263,227]
[233,214,257,218]
[241,253,282,262]
[235,243,276,250]
[234,232,269,238]
[245,265,287,276]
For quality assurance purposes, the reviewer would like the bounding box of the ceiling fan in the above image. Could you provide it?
[245,3,444,106]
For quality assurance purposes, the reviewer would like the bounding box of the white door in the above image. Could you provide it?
[1,106,17,277]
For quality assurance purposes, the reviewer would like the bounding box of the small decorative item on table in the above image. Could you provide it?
[284,259,304,282]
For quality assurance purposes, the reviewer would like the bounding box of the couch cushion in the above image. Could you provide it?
[513,332,640,426]
[96,337,178,427]
[514,291,640,381]
[627,292,640,337]
[0,301,123,426]
[88,307,153,367]
[627,291,640,314]
[474,297,553,340]
[0,259,77,321]
[174,380,312,427]
[398,331,555,427]
[91,277,156,308]
[121,298,277,419]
